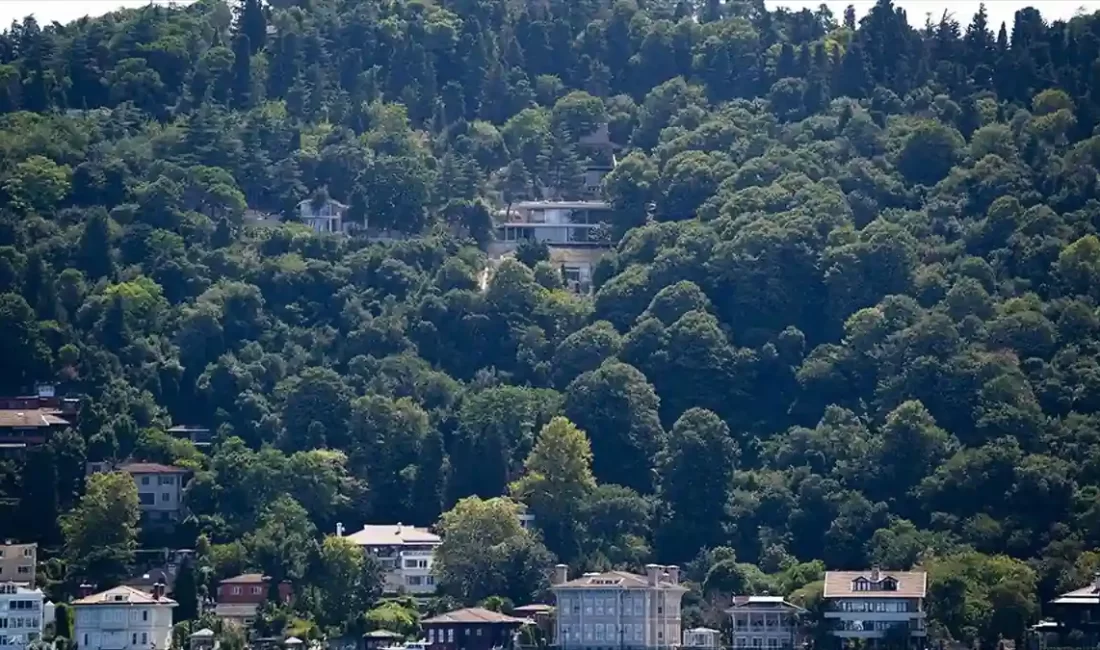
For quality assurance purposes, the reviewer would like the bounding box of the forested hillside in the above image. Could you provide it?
[3,0,1100,643]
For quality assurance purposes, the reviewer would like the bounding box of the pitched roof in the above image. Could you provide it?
[72,585,177,607]
[118,462,189,474]
[553,570,686,591]
[727,596,805,613]
[0,409,68,428]
[421,608,529,625]
[363,631,404,639]
[823,571,927,599]
[1052,581,1100,605]
[220,573,268,585]
[343,524,441,547]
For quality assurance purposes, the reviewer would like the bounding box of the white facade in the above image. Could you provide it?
[823,570,927,643]
[341,524,441,596]
[728,596,804,650]
[496,201,612,247]
[0,582,44,650]
[86,463,188,523]
[552,565,688,650]
[298,199,349,234]
[73,586,176,650]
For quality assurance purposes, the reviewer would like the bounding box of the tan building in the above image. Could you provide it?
[822,568,927,645]
[551,564,687,650]
[0,542,35,586]
[341,524,441,595]
[727,596,805,650]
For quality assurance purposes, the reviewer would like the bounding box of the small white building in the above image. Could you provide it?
[72,584,176,650]
[298,198,349,235]
[0,582,45,650]
[683,627,721,648]
[341,524,441,595]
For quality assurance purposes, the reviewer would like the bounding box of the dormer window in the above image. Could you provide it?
[881,577,898,591]
[852,578,870,592]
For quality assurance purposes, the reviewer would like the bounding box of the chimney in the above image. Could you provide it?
[1093,572,1100,591]
[79,582,96,598]
[552,564,569,586]
[870,566,881,582]
[336,522,345,537]
[396,523,403,535]
[152,580,166,600]
[667,566,679,585]
[646,564,661,586]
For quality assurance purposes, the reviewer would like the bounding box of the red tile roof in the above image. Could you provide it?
[219,573,268,585]
[421,608,529,625]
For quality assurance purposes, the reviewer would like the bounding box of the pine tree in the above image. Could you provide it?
[231,33,253,110]
[238,0,267,54]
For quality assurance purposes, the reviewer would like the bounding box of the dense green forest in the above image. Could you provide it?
[4,0,1100,643]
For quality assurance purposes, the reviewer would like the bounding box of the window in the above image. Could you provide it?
[0,549,5,558]
[159,476,175,486]
[21,549,31,558]
[139,493,155,505]
[142,633,148,645]
[133,633,138,644]
[736,639,748,648]
[406,576,423,586]
[447,629,454,642]
[141,476,150,485]
[0,619,7,629]
[142,611,148,621]
[84,635,88,647]
[161,492,171,502]
[232,586,242,595]
[595,625,604,642]
[476,629,483,637]
[633,624,642,642]
[768,639,778,649]
[584,625,592,641]
[16,567,29,575]
[464,628,470,636]
[426,576,435,586]
[752,639,762,648]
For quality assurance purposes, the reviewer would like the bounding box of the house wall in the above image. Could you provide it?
[364,545,439,595]
[74,605,174,650]
[730,608,800,650]
[131,472,183,516]
[0,584,44,649]
[425,622,519,650]
[0,545,35,585]
[555,589,684,649]
[823,598,926,639]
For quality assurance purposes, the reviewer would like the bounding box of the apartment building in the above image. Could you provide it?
[727,596,805,650]
[72,584,176,650]
[0,582,44,650]
[551,564,688,650]
[822,568,927,647]
[341,524,441,595]
[0,543,35,586]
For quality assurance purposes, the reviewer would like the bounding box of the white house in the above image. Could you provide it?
[823,568,927,644]
[73,584,176,650]
[298,198,349,235]
[551,564,688,650]
[340,524,441,595]
[86,462,190,524]
[0,582,45,650]
[727,595,805,650]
